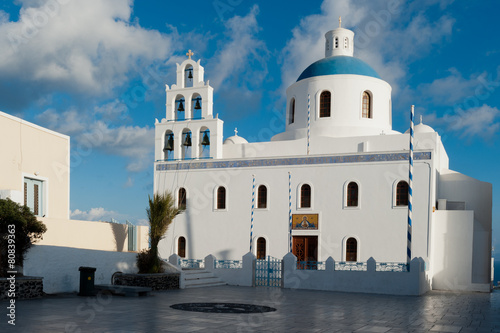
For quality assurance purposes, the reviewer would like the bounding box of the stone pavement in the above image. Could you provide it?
[1,286,499,332]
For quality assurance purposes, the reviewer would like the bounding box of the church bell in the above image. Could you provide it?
[177,100,184,112]
[201,131,210,146]
[188,69,193,79]
[163,134,174,152]
[183,133,192,147]
[194,98,201,110]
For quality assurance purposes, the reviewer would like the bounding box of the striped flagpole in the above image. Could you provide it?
[250,175,256,253]
[288,172,292,253]
[407,105,414,268]
[307,94,311,155]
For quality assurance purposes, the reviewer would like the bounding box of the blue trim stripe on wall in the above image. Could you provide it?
[156,152,432,171]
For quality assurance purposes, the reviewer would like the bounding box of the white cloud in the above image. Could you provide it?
[136,218,149,226]
[0,0,172,109]
[417,68,483,105]
[71,207,123,222]
[209,5,268,89]
[0,10,9,24]
[36,107,154,172]
[428,105,500,139]
[206,5,269,119]
[123,176,134,188]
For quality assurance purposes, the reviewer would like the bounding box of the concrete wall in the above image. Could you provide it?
[436,171,492,288]
[205,253,255,287]
[23,245,139,294]
[37,217,149,252]
[431,211,490,292]
[282,254,430,296]
[176,252,429,295]
[157,157,432,265]
[0,111,70,219]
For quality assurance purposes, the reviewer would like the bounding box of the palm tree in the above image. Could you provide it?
[144,191,184,273]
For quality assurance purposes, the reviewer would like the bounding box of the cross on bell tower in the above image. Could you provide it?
[186,49,194,59]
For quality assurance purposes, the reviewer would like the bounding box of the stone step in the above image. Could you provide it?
[184,281,227,289]
[181,269,226,289]
[94,284,152,297]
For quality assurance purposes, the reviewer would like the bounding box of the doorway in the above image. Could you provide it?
[292,236,318,264]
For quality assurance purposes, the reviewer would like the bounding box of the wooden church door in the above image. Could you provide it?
[292,236,318,262]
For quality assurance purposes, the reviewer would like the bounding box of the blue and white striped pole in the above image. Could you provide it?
[288,172,292,253]
[307,94,311,155]
[250,175,256,253]
[407,105,414,268]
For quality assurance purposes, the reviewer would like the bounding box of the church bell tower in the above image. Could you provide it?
[155,50,224,161]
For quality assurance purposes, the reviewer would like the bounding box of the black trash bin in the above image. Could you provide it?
[78,266,96,296]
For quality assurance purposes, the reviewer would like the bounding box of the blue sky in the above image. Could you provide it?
[0,0,498,254]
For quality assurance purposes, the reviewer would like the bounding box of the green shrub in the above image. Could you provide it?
[136,249,163,274]
[0,198,47,277]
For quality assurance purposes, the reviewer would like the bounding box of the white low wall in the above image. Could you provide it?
[282,254,430,296]
[205,253,255,287]
[171,252,430,295]
[38,217,149,252]
[23,245,139,294]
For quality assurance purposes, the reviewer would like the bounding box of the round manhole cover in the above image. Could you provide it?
[170,303,276,314]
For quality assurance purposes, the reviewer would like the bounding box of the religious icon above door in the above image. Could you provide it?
[292,214,318,230]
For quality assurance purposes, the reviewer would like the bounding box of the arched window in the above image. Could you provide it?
[178,188,186,209]
[320,91,331,118]
[396,181,409,206]
[300,184,311,208]
[256,237,266,259]
[347,182,358,207]
[346,238,357,262]
[176,95,185,121]
[178,237,186,258]
[344,37,349,49]
[184,65,193,88]
[181,129,192,160]
[163,131,174,160]
[362,91,372,118]
[192,95,202,119]
[289,98,295,124]
[257,185,267,209]
[200,128,210,159]
[217,186,226,210]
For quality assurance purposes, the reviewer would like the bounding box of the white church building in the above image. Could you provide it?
[154,24,493,292]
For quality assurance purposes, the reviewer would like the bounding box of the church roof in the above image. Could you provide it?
[224,135,248,145]
[297,56,380,82]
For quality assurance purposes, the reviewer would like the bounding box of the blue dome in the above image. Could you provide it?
[297,56,380,81]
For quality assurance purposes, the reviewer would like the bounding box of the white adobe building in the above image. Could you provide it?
[155,24,493,292]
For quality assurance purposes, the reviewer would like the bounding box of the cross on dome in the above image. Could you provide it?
[186,49,194,59]
[339,16,342,28]
[234,128,238,136]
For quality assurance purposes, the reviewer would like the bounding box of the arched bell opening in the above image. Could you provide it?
[184,65,193,88]
[199,127,210,159]
[192,94,202,120]
[175,94,186,121]
[163,130,174,161]
[181,128,192,160]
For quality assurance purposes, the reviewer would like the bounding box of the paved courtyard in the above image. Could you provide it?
[2,286,499,332]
